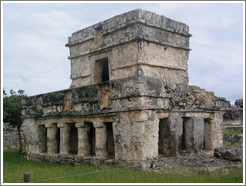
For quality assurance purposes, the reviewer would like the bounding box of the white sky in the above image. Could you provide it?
[2,1,244,104]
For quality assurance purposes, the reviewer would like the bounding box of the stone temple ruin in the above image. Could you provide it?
[21,9,229,168]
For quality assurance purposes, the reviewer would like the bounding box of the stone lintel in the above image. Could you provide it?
[68,9,190,45]
[57,123,70,128]
[183,112,211,119]
[93,121,104,128]
[75,123,85,128]
[156,112,169,119]
[45,123,57,128]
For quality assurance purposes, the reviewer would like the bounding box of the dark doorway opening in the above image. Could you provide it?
[38,125,47,153]
[182,118,187,150]
[105,122,115,158]
[95,58,109,83]
[158,119,172,156]
[56,127,60,154]
[204,118,212,150]
[86,122,96,156]
[69,124,78,155]
[182,117,193,151]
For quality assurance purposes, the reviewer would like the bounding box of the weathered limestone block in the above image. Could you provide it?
[110,42,138,80]
[22,119,39,153]
[114,111,159,161]
[138,42,188,86]
[129,121,146,160]
[36,96,43,111]
[70,56,90,80]
[143,113,159,159]
[45,123,59,154]
[211,112,224,149]
[64,92,73,112]
[113,112,136,160]
[99,83,111,110]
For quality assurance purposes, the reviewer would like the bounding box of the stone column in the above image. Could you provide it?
[76,123,91,157]
[45,123,58,154]
[58,123,70,154]
[95,123,108,158]
[210,112,224,149]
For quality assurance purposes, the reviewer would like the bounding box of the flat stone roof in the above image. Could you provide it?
[67,9,191,45]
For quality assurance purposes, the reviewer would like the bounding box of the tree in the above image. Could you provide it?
[3,89,26,153]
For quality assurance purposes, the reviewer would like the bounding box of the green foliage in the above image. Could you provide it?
[3,150,243,183]
[3,89,26,127]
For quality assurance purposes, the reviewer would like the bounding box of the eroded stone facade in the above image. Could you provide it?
[21,9,229,168]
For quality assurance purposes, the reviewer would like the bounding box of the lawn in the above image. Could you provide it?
[3,150,243,183]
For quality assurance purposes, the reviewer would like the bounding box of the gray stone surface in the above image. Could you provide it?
[223,108,243,120]
[223,134,243,145]
[3,123,25,150]
[235,99,243,108]
[214,147,242,161]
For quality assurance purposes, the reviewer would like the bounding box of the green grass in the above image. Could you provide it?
[223,129,242,135]
[3,150,243,183]
[224,143,241,149]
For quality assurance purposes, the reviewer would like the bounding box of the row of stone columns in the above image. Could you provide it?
[42,121,111,158]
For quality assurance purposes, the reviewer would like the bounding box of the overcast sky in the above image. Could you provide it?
[2,2,244,104]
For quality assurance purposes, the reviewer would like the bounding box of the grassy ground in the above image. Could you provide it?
[223,129,242,135]
[3,150,243,183]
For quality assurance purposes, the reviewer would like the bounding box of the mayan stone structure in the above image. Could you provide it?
[21,9,230,168]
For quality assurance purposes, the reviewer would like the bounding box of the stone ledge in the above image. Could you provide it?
[68,9,190,45]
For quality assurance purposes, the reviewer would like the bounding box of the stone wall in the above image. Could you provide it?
[224,134,243,146]
[3,123,24,150]
[66,9,191,88]
[223,108,243,120]
[235,99,243,108]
